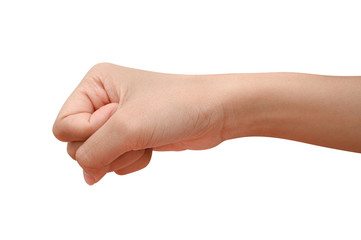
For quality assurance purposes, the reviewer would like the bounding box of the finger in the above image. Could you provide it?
[80,149,146,185]
[75,111,134,171]
[107,149,145,172]
[83,169,107,186]
[69,142,144,168]
[114,148,152,175]
[67,142,83,160]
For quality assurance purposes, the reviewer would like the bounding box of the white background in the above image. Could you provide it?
[1,0,361,239]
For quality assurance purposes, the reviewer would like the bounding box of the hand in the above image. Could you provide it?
[53,63,226,185]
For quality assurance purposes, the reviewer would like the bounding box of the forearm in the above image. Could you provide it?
[211,72,361,153]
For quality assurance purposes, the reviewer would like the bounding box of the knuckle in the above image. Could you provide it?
[75,147,92,169]
[75,146,105,172]
[90,62,113,73]
[52,121,67,142]
[83,63,114,84]
[67,143,75,160]
[67,142,82,160]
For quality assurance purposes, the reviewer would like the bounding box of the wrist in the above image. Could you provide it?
[166,72,281,142]
[212,73,278,141]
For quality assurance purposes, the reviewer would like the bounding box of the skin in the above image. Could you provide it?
[52,63,361,185]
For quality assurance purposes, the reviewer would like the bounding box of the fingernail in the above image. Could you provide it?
[83,170,96,185]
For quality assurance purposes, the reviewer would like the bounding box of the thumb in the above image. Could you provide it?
[75,111,133,177]
[89,103,118,133]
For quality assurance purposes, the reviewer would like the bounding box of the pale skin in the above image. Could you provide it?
[52,63,361,185]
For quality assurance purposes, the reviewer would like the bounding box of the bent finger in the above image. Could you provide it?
[80,149,146,185]
[107,149,145,172]
[67,142,83,160]
[75,111,134,170]
[114,148,152,175]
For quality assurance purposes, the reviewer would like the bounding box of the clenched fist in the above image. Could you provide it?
[53,63,227,185]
